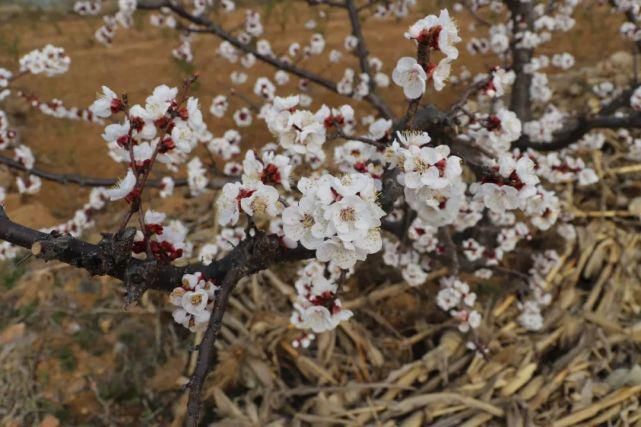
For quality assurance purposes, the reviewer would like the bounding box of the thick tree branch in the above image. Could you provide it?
[0,206,185,294]
[0,205,314,296]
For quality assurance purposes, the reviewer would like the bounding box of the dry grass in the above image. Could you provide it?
[6,197,641,426]
[1,1,641,426]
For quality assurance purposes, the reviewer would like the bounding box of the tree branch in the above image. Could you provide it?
[515,112,641,151]
[514,87,639,151]
[0,206,184,294]
[184,252,250,426]
[137,0,394,119]
[306,0,346,8]
[462,0,492,27]
[0,153,232,189]
[345,0,373,88]
[506,0,534,121]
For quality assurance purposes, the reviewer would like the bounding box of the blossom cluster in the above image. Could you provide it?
[466,108,522,153]
[383,224,438,286]
[19,45,70,77]
[372,0,418,19]
[216,150,287,227]
[18,91,103,124]
[393,9,461,98]
[436,276,482,333]
[282,173,385,269]
[262,95,328,163]
[389,132,466,227]
[0,68,12,101]
[93,0,138,45]
[132,210,193,264]
[170,273,219,332]
[517,250,560,331]
[90,84,209,201]
[290,261,353,334]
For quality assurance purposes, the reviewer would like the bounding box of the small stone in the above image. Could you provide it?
[99,318,112,333]
[630,197,641,219]
[31,241,42,256]
[568,83,582,96]
[0,323,25,345]
[39,415,60,427]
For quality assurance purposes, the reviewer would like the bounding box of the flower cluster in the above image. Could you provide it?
[73,0,101,16]
[208,129,241,161]
[262,96,328,162]
[393,9,461,97]
[436,276,482,333]
[18,91,103,123]
[382,235,432,286]
[216,150,287,227]
[471,153,539,214]
[93,0,137,45]
[19,45,70,77]
[535,151,599,187]
[373,0,417,19]
[390,133,466,227]
[517,250,560,331]
[170,273,219,332]
[91,84,209,201]
[132,210,193,264]
[466,108,522,153]
[523,107,566,143]
[0,68,12,101]
[283,173,385,269]
[290,261,353,334]
[483,67,515,98]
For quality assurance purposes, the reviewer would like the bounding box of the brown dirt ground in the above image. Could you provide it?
[0,1,625,224]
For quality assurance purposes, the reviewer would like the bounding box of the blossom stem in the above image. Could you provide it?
[404,42,430,128]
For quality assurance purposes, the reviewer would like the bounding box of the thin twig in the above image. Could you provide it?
[345,0,375,91]
[185,268,240,427]
[306,0,346,8]
[0,153,187,188]
[137,0,394,119]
